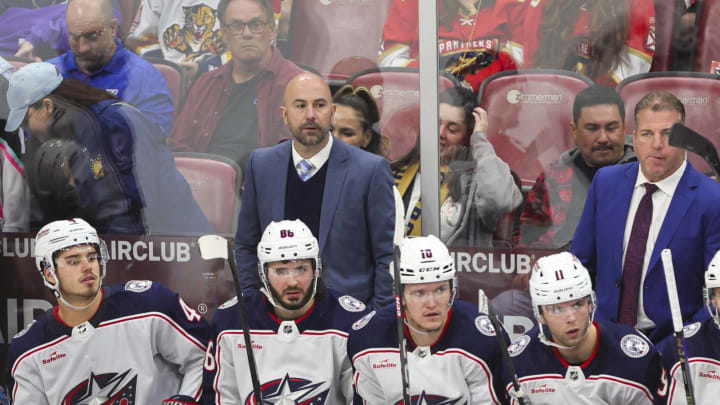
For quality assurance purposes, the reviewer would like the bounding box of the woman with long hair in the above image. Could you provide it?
[332,84,390,159]
[496,0,655,85]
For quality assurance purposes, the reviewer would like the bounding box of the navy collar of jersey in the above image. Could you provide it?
[64,38,125,76]
[50,288,110,334]
[550,321,601,368]
[404,308,453,351]
[263,295,318,325]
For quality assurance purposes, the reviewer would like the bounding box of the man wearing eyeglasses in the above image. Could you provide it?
[204,219,369,403]
[169,0,302,171]
[502,252,667,404]
[47,0,175,134]
[5,218,211,404]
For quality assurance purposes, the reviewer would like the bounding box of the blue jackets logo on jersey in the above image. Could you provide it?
[62,370,137,404]
[392,390,461,404]
[246,373,330,405]
[620,335,650,358]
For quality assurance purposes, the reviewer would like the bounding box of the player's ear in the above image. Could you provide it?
[43,267,57,285]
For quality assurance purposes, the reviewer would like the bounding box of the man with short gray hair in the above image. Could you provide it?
[48,0,175,134]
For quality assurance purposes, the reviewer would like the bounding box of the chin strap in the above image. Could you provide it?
[55,280,103,311]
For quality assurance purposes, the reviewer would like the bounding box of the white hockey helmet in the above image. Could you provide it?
[395,235,455,284]
[34,218,108,305]
[704,250,720,327]
[257,220,321,309]
[529,252,596,348]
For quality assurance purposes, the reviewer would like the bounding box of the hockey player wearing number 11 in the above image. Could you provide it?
[203,219,370,404]
[347,235,507,404]
[661,250,720,404]
[5,218,211,405]
[504,252,667,404]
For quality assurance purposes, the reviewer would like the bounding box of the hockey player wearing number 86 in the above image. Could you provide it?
[503,251,667,404]
[5,218,211,405]
[203,219,370,404]
[661,250,720,404]
[347,235,507,404]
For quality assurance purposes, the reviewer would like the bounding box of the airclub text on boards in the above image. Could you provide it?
[449,250,534,275]
[0,237,191,263]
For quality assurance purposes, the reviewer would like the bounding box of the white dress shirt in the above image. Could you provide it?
[291,134,333,180]
[622,160,687,329]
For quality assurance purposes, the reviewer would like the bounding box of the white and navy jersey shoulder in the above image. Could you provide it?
[347,300,506,405]
[505,321,666,405]
[204,288,369,405]
[661,319,720,404]
[6,281,210,405]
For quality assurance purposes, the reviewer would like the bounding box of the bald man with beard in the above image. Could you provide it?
[234,72,396,310]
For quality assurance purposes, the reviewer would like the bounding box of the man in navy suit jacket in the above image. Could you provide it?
[571,90,720,344]
[234,72,395,310]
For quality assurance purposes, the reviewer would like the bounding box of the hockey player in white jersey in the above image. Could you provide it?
[504,251,667,404]
[5,218,210,404]
[204,219,369,404]
[347,235,506,404]
[662,250,720,404]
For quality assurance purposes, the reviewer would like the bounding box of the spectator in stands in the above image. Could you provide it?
[379,0,516,92]
[393,86,522,245]
[496,0,655,86]
[5,62,211,235]
[332,84,390,159]
[127,0,228,81]
[169,0,302,171]
[571,90,720,344]
[47,0,174,134]
[234,72,396,310]
[0,68,28,232]
[518,85,636,249]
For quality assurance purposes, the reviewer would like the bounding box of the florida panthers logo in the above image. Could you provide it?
[392,391,462,404]
[245,374,330,404]
[163,4,223,61]
[62,370,137,404]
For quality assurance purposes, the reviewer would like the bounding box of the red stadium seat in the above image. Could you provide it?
[145,57,185,115]
[284,0,393,84]
[650,0,684,72]
[347,67,460,160]
[694,0,720,73]
[478,69,593,189]
[174,152,242,236]
[617,72,720,175]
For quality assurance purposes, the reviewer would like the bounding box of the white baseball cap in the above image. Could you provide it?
[5,62,63,132]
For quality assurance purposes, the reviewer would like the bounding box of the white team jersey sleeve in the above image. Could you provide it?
[214,332,244,403]
[667,357,720,405]
[10,363,51,405]
[127,0,162,42]
[352,352,391,404]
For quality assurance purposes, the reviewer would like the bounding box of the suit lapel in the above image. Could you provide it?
[646,164,698,275]
[612,163,640,273]
[270,141,291,220]
[319,138,349,252]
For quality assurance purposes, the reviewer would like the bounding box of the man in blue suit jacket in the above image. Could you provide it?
[571,91,720,344]
[235,72,395,310]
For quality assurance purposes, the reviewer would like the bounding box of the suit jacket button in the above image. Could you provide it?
[615,280,621,288]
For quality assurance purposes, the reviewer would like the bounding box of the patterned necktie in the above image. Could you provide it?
[618,183,659,326]
[298,159,313,182]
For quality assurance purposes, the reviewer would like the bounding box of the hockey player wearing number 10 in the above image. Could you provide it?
[203,219,370,404]
[5,218,211,405]
[661,250,720,404]
[347,235,507,404]
[504,252,667,404]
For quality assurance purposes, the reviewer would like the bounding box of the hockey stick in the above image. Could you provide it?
[392,186,412,404]
[484,295,532,405]
[669,123,720,183]
[198,235,263,404]
[661,249,695,405]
